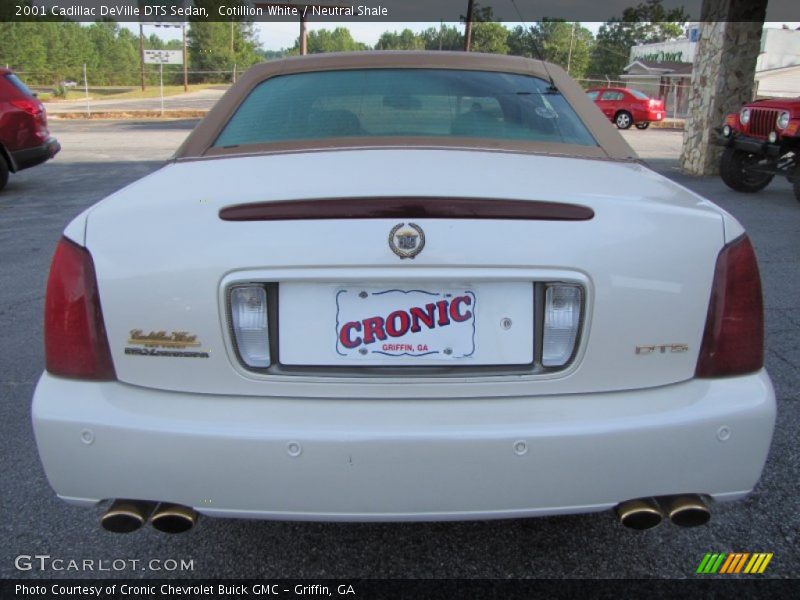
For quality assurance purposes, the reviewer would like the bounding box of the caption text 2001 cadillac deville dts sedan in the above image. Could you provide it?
[32,52,775,534]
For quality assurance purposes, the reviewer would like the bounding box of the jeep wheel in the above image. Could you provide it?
[0,155,9,192]
[719,148,774,193]
[615,111,633,129]
[635,122,650,130]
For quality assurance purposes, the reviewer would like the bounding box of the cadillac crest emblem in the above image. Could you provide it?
[389,223,425,259]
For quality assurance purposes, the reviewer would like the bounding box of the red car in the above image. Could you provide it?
[0,68,60,192]
[586,87,665,130]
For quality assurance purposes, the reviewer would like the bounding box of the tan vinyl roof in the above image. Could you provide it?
[174,51,637,162]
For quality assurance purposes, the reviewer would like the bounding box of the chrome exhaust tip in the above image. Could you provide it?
[101,500,155,533]
[616,498,664,530]
[662,495,711,527]
[150,503,198,534]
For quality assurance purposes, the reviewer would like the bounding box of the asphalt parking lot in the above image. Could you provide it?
[0,121,798,579]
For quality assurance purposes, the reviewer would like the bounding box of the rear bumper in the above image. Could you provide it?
[10,137,60,171]
[32,370,776,521]
[640,109,664,122]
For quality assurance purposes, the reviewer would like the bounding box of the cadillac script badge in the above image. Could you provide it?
[389,223,425,259]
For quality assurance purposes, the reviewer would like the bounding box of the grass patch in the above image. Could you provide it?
[100,84,221,100]
[41,83,223,102]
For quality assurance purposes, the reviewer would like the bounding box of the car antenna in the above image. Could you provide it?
[509,0,559,93]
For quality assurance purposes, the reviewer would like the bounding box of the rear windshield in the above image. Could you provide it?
[5,73,35,97]
[627,88,650,100]
[213,69,597,148]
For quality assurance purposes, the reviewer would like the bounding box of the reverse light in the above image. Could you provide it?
[229,285,270,368]
[777,111,790,130]
[696,235,763,378]
[44,237,116,380]
[542,285,583,367]
[740,108,751,125]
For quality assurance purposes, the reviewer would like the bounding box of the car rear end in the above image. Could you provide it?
[629,91,665,124]
[32,150,775,529]
[31,54,775,532]
[0,68,60,176]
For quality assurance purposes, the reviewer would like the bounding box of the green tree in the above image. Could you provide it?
[588,0,689,78]
[0,23,50,80]
[39,22,93,84]
[470,22,509,54]
[188,21,261,82]
[290,28,370,54]
[508,21,594,78]
[461,5,509,55]
[375,29,425,50]
[85,22,140,85]
[419,25,464,51]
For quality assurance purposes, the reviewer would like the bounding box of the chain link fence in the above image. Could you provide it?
[9,66,798,120]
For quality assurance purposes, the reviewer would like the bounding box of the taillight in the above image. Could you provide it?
[10,98,42,116]
[695,235,763,378]
[45,237,116,380]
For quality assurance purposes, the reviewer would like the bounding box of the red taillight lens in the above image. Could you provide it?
[696,234,764,378]
[10,98,42,116]
[45,237,116,380]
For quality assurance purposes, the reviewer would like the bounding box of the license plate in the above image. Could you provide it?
[279,282,534,366]
[336,287,477,360]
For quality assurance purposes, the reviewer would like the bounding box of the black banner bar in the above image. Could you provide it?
[1,579,797,600]
[2,0,799,23]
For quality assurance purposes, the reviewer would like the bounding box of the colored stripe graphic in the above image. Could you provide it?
[699,553,772,574]
[744,553,774,574]
[734,553,750,573]
[697,553,726,574]
[696,553,713,574]
[759,554,773,573]
[719,554,736,574]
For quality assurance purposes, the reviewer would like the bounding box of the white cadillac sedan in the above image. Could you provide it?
[33,52,775,534]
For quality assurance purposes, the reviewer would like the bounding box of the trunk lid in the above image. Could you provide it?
[82,149,725,398]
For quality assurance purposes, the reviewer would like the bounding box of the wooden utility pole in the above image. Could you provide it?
[464,0,475,51]
[182,23,188,92]
[139,23,145,91]
[567,22,576,75]
[300,13,308,55]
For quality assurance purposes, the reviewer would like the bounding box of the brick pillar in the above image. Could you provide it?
[680,0,767,175]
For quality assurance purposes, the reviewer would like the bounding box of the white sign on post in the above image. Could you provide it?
[143,50,183,65]
[143,49,183,116]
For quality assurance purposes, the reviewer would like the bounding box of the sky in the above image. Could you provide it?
[131,21,800,52]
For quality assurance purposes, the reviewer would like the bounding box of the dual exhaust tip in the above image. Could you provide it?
[616,495,711,530]
[102,494,709,533]
[101,500,197,534]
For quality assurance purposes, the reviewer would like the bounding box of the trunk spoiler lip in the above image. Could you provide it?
[219,197,595,222]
